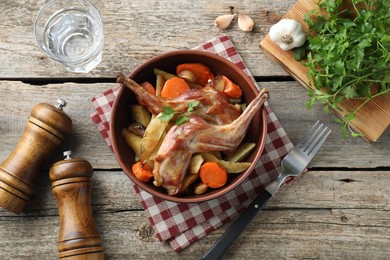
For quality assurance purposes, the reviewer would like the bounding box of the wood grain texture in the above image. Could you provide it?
[0,81,388,169]
[50,157,104,259]
[1,170,389,259]
[2,169,388,217]
[0,102,72,214]
[0,0,389,258]
[0,0,295,78]
[260,0,390,142]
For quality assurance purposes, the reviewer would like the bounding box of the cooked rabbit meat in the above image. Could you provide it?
[153,88,269,195]
[117,73,241,125]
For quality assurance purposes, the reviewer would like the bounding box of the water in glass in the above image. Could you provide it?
[35,0,104,73]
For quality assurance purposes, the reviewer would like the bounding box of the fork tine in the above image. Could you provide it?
[295,120,320,148]
[307,127,331,157]
[305,125,327,154]
[301,122,324,152]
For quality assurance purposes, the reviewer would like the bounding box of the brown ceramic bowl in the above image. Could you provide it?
[110,50,267,203]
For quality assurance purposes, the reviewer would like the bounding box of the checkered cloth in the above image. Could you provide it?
[91,35,293,252]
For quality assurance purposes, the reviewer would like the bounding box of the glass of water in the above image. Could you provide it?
[34,0,104,73]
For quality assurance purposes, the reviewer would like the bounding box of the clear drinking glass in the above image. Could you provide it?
[34,0,104,73]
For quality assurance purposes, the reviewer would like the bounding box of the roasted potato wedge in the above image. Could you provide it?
[226,143,256,162]
[188,154,204,175]
[194,182,208,195]
[155,74,165,97]
[130,104,151,127]
[181,174,199,193]
[121,128,142,158]
[148,133,166,161]
[208,151,222,160]
[140,112,170,162]
[201,152,252,173]
[154,68,176,80]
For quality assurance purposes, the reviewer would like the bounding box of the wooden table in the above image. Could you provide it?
[1,0,389,259]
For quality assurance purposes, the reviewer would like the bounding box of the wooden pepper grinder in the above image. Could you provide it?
[50,150,104,260]
[0,99,72,214]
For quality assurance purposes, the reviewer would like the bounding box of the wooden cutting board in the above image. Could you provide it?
[260,0,390,142]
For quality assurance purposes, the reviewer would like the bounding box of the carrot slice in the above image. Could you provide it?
[137,81,156,105]
[161,77,190,98]
[176,63,215,86]
[221,75,242,99]
[199,162,228,188]
[132,161,153,182]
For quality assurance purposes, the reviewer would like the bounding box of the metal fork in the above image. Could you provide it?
[202,121,331,260]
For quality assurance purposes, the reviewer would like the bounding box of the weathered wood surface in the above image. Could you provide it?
[0,0,389,259]
[0,0,293,78]
[0,81,389,169]
[1,170,389,259]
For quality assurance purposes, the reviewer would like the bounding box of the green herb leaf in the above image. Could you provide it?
[343,86,358,100]
[176,115,189,125]
[340,123,347,140]
[159,106,177,122]
[303,0,389,138]
[294,41,308,61]
[187,101,200,112]
[344,113,355,122]
[351,131,363,137]
[160,101,200,125]
[163,106,175,114]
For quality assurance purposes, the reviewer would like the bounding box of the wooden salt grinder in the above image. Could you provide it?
[0,99,72,214]
[50,151,104,260]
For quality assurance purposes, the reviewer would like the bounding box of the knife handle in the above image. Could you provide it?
[202,190,272,260]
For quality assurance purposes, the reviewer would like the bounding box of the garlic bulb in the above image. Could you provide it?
[269,19,306,50]
[238,13,254,32]
[214,14,236,30]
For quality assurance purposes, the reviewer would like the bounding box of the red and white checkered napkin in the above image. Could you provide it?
[91,35,293,252]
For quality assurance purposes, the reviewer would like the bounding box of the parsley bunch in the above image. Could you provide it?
[301,0,390,138]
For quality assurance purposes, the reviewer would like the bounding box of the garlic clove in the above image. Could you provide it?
[238,13,254,32]
[278,42,292,51]
[214,14,236,30]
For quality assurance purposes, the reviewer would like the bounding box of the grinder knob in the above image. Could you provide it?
[0,99,72,214]
[55,99,67,110]
[50,151,104,260]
